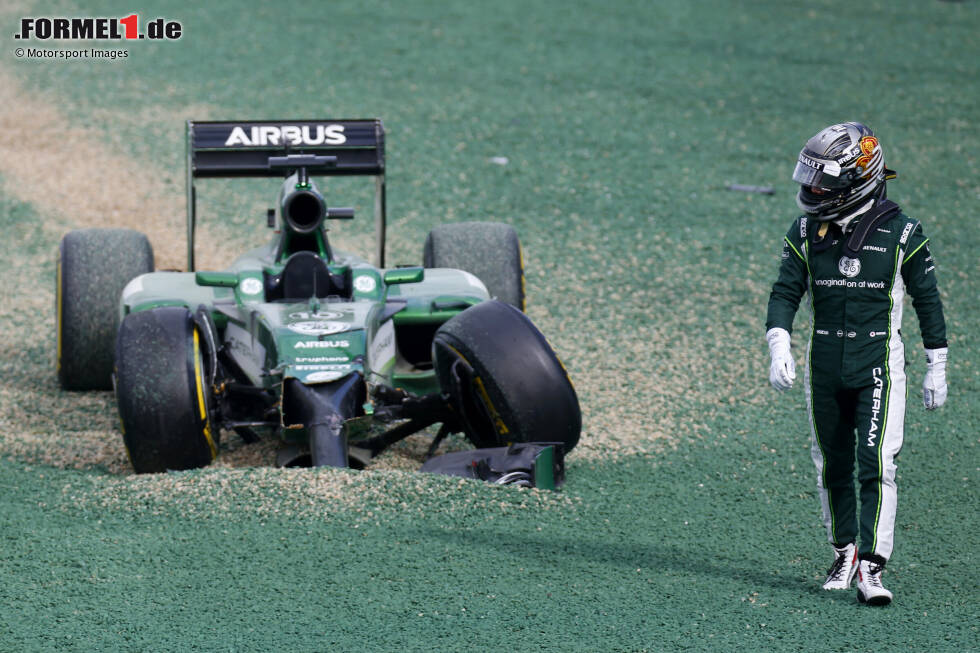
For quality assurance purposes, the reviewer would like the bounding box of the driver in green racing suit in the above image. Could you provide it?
[765,122,948,606]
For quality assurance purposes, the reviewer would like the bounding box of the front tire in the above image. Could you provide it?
[115,306,218,473]
[423,221,525,310]
[57,228,153,390]
[433,300,580,452]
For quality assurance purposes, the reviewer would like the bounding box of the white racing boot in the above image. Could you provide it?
[822,542,858,590]
[856,558,893,606]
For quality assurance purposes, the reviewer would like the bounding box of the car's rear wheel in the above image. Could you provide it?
[115,306,218,474]
[57,228,154,390]
[432,300,580,452]
[423,221,525,310]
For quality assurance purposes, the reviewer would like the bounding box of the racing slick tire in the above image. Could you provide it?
[423,221,525,311]
[432,300,580,452]
[57,228,154,390]
[115,306,218,474]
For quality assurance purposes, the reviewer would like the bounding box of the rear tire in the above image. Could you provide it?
[433,300,580,452]
[57,228,153,390]
[115,306,218,474]
[423,221,525,310]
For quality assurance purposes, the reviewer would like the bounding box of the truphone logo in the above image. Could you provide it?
[14,14,182,41]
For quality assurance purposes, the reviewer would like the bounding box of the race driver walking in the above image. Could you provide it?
[765,122,948,606]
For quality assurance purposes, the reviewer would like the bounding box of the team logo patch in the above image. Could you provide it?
[838,256,861,278]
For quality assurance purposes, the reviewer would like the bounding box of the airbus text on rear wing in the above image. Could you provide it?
[185,119,387,269]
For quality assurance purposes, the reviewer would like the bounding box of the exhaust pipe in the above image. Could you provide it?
[278,173,326,234]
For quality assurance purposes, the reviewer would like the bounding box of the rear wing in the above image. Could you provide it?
[185,119,386,270]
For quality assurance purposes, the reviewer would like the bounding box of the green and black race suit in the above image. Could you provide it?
[766,204,946,560]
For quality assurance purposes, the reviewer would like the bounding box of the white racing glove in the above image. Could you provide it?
[923,347,948,410]
[766,327,796,392]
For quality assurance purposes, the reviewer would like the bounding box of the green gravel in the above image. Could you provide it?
[1,0,978,650]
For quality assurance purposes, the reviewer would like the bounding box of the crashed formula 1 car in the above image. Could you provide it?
[56,119,580,486]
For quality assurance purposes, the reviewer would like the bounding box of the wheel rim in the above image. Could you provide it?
[192,328,218,459]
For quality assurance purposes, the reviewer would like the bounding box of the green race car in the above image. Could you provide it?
[56,119,580,480]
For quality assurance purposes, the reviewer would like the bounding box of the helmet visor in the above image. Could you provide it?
[792,151,849,190]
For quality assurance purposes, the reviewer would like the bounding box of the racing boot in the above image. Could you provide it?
[856,557,893,606]
[822,542,858,590]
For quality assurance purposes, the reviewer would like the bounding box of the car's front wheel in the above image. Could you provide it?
[115,306,218,473]
[423,221,525,310]
[432,300,580,452]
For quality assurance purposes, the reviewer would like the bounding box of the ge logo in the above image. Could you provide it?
[288,321,348,336]
[838,256,861,278]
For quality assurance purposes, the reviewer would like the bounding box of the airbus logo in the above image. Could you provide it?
[224,124,346,147]
[294,340,349,349]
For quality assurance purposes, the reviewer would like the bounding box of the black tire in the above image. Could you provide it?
[423,221,525,310]
[57,228,154,390]
[433,300,580,452]
[115,306,218,474]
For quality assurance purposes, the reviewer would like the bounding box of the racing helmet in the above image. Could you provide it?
[793,122,894,221]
